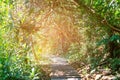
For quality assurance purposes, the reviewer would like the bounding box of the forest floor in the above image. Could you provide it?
[70,62,120,80]
[40,54,120,80]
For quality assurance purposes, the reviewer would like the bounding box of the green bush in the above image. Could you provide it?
[0,0,46,80]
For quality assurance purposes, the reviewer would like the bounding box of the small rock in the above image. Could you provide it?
[86,74,91,78]
[102,70,111,76]
[95,74,103,80]
[111,76,118,80]
[116,74,120,78]
[101,76,115,80]
[90,69,96,74]
[101,76,108,80]
[92,74,96,78]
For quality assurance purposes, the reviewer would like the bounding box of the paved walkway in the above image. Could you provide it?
[46,55,81,80]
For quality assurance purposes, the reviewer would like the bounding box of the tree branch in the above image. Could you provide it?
[74,0,120,33]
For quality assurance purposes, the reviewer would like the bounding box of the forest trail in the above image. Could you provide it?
[44,54,81,80]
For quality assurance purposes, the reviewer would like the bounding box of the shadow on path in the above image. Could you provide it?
[44,54,81,80]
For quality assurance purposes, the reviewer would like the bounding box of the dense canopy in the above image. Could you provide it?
[0,0,120,80]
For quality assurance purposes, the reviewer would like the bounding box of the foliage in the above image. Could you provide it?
[0,0,47,80]
[68,0,120,71]
[83,0,120,70]
[0,0,120,79]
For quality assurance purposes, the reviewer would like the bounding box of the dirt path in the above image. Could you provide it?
[46,55,81,80]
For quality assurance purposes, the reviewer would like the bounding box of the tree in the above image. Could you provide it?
[73,0,120,70]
